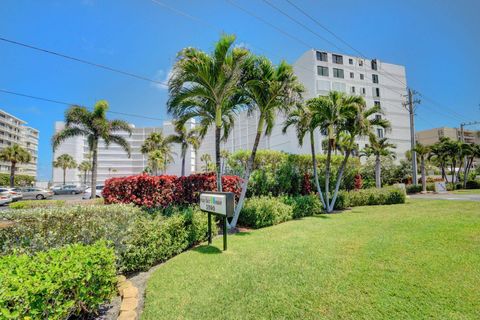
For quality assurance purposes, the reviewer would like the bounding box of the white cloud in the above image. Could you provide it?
[152,68,173,90]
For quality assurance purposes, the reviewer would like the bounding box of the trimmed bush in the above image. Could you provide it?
[466,180,480,189]
[239,196,293,228]
[347,187,406,207]
[0,204,211,273]
[406,184,422,194]
[284,194,324,218]
[0,241,116,319]
[9,199,66,210]
[103,173,242,208]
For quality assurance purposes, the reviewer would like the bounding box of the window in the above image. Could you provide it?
[333,68,344,78]
[349,58,353,64]
[372,74,379,83]
[351,86,356,93]
[360,74,364,80]
[377,128,384,138]
[350,72,354,79]
[375,114,381,120]
[373,87,380,97]
[359,59,364,66]
[317,66,329,76]
[374,101,381,107]
[371,59,378,70]
[332,54,343,64]
[361,87,366,95]
[316,51,328,62]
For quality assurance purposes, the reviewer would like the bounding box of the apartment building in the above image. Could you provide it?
[196,50,411,165]
[52,120,195,185]
[0,109,39,177]
[416,127,480,145]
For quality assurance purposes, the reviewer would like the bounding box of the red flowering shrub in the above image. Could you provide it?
[301,173,312,195]
[103,173,241,208]
[354,174,363,191]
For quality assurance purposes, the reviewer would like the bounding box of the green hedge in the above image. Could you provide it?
[283,194,323,218]
[239,196,293,228]
[0,241,116,319]
[0,204,212,273]
[0,173,35,187]
[9,199,66,210]
[347,187,406,207]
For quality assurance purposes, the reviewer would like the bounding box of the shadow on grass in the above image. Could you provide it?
[311,214,331,219]
[193,245,222,254]
[234,232,252,237]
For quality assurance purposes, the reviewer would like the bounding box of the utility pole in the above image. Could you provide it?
[403,89,421,185]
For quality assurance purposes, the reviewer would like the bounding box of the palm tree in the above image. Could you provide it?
[0,144,31,187]
[200,153,212,172]
[167,121,200,176]
[78,160,92,185]
[414,143,430,193]
[463,143,480,188]
[141,131,175,175]
[442,138,462,185]
[53,154,77,185]
[168,34,250,191]
[220,149,231,175]
[52,100,132,199]
[428,140,449,180]
[361,136,396,188]
[230,57,303,228]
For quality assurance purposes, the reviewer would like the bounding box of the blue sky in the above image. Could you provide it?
[1,0,479,181]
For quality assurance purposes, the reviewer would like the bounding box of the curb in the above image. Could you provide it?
[116,275,139,320]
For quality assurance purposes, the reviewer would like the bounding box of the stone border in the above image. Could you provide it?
[117,275,139,320]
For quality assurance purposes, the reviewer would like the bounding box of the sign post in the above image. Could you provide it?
[199,192,234,251]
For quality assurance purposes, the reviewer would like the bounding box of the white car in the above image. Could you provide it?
[83,185,104,199]
[0,189,12,206]
[3,188,23,202]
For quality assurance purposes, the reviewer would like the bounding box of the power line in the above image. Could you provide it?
[0,89,165,122]
[0,36,168,86]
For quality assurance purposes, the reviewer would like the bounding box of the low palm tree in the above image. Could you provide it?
[361,136,396,188]
[220,149,231,175]
[0,144,31,187]
[52,100,132,199]
[230,56,303,228]
[53,154,77,185]
[414,143,430,193]
[428,140,449,180]
[147,150,166,176]
[200,153,212,172]
[167,121,200,176]
[141,131,175,175]
[78,160,92,185]
[463,143,480,187]
[168,34,250,191]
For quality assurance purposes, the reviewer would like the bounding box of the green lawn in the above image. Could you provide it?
[452,189,480,195]
[143,200,480,319]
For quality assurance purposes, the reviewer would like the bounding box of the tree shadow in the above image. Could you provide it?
[234,232,252,236]
[311,214,330,219]
[193,245,222,254]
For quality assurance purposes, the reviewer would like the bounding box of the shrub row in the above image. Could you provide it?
[103,173,241,208]
[0,241,116,319]
[0,204,213,273]
[239,187,405,228]
[9,199,66,210]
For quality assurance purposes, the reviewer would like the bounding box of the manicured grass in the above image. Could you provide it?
[452,189,480,195]
[143,200,480,319]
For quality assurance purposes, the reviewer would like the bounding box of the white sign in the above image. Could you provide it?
[200,193,227,215]
[434,181,447,193]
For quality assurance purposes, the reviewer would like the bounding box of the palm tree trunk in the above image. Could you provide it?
[215,125,222,192]
[456,158,463,184]
[63,168,66,185]
[375,155,381,188]
[441,163,446,180]
[451,159,456,185]
[90,139,98,200]
[329,150,351,212]
[181,154,186,177]
[310,130,326,209]
[230,117,264,229]
[83,171,87,185]
[9,161,16,188]
[421,157,426,193]
[325,139,333,212]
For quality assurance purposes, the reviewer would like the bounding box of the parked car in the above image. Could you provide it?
[3,188,23,202]
[14,187,54,200]
[83,185,104,199]
[52,184,84,195]
[0,188,13,205]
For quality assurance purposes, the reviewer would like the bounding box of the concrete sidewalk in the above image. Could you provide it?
[410,193,480,202]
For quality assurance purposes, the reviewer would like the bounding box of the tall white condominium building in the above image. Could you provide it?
[0,109,39,177]
[196,50,410,164]
[52,120,195,185]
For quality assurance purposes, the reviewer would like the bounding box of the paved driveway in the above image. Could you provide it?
[410,193,480,202]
